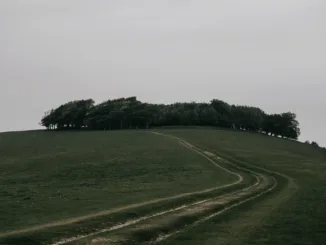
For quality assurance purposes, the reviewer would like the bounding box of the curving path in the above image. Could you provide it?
[49,132,281,245]
[1,131,294,245]
[0,132,245,242]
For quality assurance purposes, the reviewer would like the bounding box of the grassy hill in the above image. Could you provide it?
[158,129,326,245]
[0,128,325,245]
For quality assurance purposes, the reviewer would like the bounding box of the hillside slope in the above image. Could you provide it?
[159,129,326,245]
[0,130,237,244]
[1,129,325,245]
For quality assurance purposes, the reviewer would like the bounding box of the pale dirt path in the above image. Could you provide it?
[153,176,277,244]
[47,133,265,245]
[50,174,259,245]
[55,163,269,245]
[0,132,243,239]
[149,133,298,244]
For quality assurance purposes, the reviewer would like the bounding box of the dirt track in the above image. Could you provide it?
[48,132,280,245]
[1,131,294,245]
[0,133,243,240]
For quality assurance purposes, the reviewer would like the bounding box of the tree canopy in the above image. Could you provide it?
[41,97,301,140]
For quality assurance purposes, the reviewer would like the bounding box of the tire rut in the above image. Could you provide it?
[53,132,277,245]
[0,132,245,242]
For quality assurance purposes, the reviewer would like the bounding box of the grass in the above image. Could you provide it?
[0,130,236,244]
[1,128,326,245]
[155,129,326,245]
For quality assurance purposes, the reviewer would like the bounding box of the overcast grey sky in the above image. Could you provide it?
[0,0,325,145]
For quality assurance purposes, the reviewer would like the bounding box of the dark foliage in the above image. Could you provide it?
[311,141,319,147]
[41,97,300,140]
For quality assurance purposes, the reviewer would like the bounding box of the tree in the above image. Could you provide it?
[231,106,264,131]
[278,112,300,139]
[311,141,319,147]
[210,99,232,127]
[41,96,303,142]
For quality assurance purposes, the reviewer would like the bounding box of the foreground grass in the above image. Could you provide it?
[66,136,263,245]
[0,130,235,236]
[2,128,326,245]
[157,129,326,245]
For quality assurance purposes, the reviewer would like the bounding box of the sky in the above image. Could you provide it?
[0,0,325,145]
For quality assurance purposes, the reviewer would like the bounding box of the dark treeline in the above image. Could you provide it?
[41,96,300,139]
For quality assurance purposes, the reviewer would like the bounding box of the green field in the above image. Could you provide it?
[158,129,326,245]
[1,129,325,245]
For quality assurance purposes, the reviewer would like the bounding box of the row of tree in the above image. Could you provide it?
[41,97,301,139]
